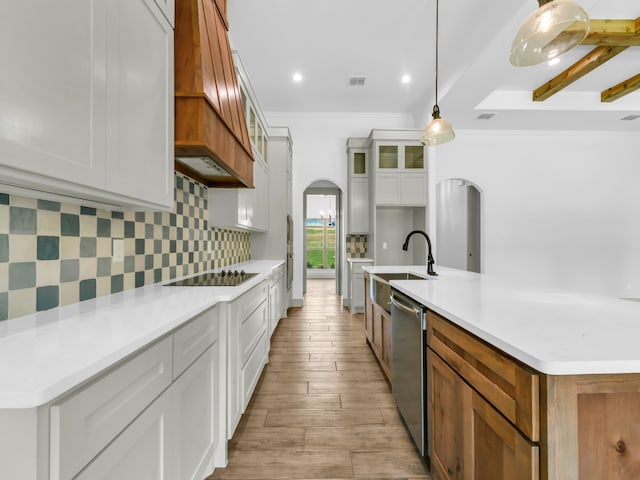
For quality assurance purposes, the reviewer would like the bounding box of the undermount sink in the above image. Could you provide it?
[370,272,427,313]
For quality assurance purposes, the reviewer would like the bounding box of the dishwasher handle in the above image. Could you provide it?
[390,294,421,316]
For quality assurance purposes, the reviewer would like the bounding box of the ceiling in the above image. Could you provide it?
[227,0,640,131]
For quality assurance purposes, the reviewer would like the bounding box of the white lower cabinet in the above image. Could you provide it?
[227,281,269,438]
[49,306,223,480]
[268,266,285,336]
[74,386,176,480]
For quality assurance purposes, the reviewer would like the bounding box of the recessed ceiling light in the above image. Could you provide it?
[292,72,303,83]
[401,74,411,84]
[547,57,561,67]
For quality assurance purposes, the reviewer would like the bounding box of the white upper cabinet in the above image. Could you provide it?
[372,134,427,206]
[0,0,174,210]
[346,139,370,234]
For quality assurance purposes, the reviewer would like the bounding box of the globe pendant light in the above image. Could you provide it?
[421,0,455,147]
[510,0,590,67]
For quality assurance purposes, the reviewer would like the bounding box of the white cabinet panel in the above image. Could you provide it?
[240,301,267,366]
[50,337,173,480]
[349,177,370,233]
[173,344,219,480]
[376,174,401,205]
[0,0,173,210]
[242,331,267,411]
[74,387,175,480]
[105,0,174,209]
[0,0,106,190]
[173,306,218,379]
[400,174,427,205]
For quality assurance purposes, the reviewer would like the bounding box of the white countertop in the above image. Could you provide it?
[0,260,284,409]
[363,265,640,376]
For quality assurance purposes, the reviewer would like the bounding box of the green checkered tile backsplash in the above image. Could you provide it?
[0,173,250,321]
[346,234,368,258]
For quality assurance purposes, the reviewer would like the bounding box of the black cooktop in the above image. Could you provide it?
[164,270,258,287]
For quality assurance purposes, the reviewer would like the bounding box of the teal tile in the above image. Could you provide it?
[61,213,80,236]
[97,218,111,237]
[80,237,96,257]
[135,239,145,255]
[145,255,153,269]
[79,279,96,301]
[37,200,60,212]
[60,259,79,283]
[10,207,37,234]
[124,256,135,273]
[111,211,124,219]
[135,271,145,288]
[124,221,135,238]
[145,224,153,239]
[111,274,124,293]
[37,236,59,260]
[0,292,7,320]
[80,206,96,216]
[9,262,36,290]
[0,234,7,262]
[135,212,145,222]
[36,286,59,311]
[0,194,8,205]
[97,257,111,277]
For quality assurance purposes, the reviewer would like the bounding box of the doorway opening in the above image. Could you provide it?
[436,178,483,273]
[303,181,342,296]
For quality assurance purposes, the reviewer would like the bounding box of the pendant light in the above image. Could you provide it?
[421,0,455,147]
[510,0,590,67]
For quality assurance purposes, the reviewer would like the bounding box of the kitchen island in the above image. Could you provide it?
[363,265,640,480]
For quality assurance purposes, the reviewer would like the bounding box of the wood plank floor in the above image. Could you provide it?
[208,279,431,480]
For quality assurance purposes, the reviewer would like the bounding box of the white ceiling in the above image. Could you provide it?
[228,0,640,131]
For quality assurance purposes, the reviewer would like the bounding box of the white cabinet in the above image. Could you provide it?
[0,0,174,210]
[48,306,223,480]
[373,137,427,206]
[74,384,176,480]
[208,157,269,232]
[347,259,373,314]
[226,281,268,437]
[347,140,370,234]
[268,265,285,336]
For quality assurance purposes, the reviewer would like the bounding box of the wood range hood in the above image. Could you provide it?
[174,0,255,188]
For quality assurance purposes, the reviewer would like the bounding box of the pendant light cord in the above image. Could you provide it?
[435,0,439,106]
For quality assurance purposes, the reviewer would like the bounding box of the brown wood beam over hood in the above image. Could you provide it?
[175,0,255,188]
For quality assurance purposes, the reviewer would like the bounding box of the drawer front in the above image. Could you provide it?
[173,306,218,379]
[237,281,267,320]
[240,300,267,366]
[427,311,539,441]
[242,330,267,410]
[50,336,173,480]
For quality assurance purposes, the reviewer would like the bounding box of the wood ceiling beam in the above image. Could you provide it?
[601,73,640,102]
[581,17,640,46]
[533,46,628,102]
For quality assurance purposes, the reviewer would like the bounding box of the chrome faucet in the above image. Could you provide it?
[402,230,438,276]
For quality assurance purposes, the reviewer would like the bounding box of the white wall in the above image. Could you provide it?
[264,112,413,304]
[435,130,640,298]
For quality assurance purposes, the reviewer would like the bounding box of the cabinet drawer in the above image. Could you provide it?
[427,311,539,441]
[240,300,267,366]
[242,331,267,410]
[173,306,219,379]
[50,336,173,480]
[237,282,268,320]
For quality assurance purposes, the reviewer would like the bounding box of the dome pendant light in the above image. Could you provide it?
[510,0,590,67]
[421,0,454,147]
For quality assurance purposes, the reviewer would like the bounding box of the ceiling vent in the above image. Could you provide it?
[348,76,367,86]
[477,113,495,120]
[621,114,640,121]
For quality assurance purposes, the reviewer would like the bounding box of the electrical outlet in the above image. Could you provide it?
[382,242,388,250]
[112,239,124,263]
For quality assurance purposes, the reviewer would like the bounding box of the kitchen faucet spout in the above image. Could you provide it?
[402,230,438,276]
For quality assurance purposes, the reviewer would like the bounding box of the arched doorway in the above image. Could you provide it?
[303,181,343,295]
[436,178,483,273]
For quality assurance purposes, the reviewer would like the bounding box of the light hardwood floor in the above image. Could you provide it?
[208,279,431,480]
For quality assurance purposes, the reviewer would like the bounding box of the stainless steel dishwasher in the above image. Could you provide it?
[390,288,427,459]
